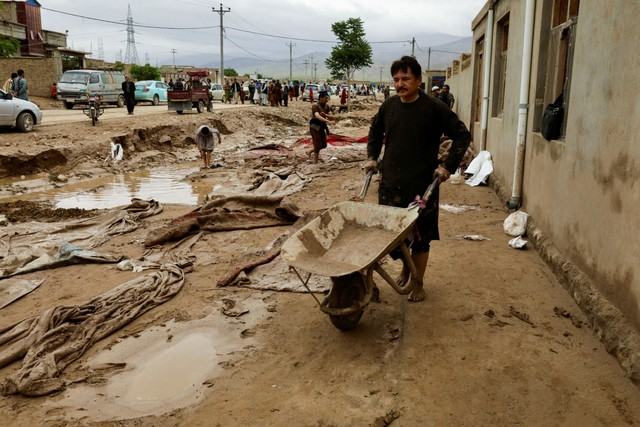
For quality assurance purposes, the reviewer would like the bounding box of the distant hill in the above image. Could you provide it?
[164,34,472,81]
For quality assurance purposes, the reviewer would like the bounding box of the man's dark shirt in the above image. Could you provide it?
[122,81,136,99]
[439,92,455,109]
[368,91,470,195]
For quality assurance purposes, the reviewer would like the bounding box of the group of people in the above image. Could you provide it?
[2,69,29,100]
[431,84,455,109]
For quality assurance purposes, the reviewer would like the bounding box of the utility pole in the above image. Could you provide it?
[286,42,295,81]
[427,47,432,70]
[313,63,318,81]
[212,2,230,84]
[170,48,177,69]
[302,59,309,82]
[411,37,416,57]
[379,65,383,87]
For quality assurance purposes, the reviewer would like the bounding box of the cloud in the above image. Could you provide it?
[41,0,485,66]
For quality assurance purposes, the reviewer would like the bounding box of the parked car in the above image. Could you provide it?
[57,69,125,109]
[301,83,320,101]
[134,80,168,105]
[0,89,43,132]
[209,83,225,102]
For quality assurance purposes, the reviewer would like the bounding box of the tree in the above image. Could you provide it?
[224,68,238,77]
[0,37,19,58]
[113,61,125,72]
[325,17,372,110]
[130,64,160,81]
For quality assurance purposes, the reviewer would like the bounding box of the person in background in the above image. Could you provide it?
[121,75,136,115]
[231,78,241,104]
[282,81,289,107]
[431,85,441,98]
[3,72,17,94]
[195,124,221,169]
[308,90,336,163]
[249,80,256,104]
[439,84,455,109]
[15,69,29,101]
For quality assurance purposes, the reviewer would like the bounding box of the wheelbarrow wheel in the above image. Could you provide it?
[328,273,366,331]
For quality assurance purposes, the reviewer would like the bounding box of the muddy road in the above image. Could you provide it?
[39,103,252,127]
[0,98,638,426]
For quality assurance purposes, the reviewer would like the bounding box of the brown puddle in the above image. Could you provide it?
[53,167,205,209]
[49,296,267,422]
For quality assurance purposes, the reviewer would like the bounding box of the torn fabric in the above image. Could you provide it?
[0,259,191,397]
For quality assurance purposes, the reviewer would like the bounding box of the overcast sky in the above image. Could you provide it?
[41,0,486,66]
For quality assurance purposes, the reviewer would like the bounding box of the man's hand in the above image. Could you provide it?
[434,165,450,182]
[363,159,378,173]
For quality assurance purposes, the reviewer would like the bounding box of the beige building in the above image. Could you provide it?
[447,0,640,335]
[0,0,87,97]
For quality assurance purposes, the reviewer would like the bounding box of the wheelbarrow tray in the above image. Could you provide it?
[282,201,418,278]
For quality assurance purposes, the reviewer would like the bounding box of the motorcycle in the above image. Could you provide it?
[83,93,104,126]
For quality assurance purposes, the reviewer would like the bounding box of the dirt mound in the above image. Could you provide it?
[0,200,97,223]
[253,111,305,127]
[0,149,69,178]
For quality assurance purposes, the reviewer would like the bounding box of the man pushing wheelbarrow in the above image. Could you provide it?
[282,56,470,330]
[364,55,471,303]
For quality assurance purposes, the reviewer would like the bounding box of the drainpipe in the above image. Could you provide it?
[507,0,536,209]
[479,6,494,151]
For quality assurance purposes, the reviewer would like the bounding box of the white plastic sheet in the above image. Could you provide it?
[464,151,494,186]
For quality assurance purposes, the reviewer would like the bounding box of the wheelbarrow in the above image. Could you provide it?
[281,172,440,331]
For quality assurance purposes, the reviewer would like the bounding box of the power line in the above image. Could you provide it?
[41,7,219,30]
[225,36,274,62]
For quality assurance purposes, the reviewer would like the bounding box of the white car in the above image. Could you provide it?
[301,84,320,101]
[0,89,43,132]
[209,83,225,102]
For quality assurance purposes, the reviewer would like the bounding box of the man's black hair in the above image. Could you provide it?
[390,56,422,79]
[443,84,450,89]
[17,69,24,76]
[11,72,17,79]
[200,126,210,135]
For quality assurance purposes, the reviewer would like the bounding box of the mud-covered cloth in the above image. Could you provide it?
[368,91,471,249]
[145,195,302,247]
[0,259,191,397]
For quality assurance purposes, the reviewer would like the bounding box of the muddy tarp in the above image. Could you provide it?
[145,195,302,247]
[228,257,331,293]
[295,134,368,147]
[0,259,191,397]
[211,172,310,198]
[0,242,122,279]
[0,199,163,254]
[0,279,44,310]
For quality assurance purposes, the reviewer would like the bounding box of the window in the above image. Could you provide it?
[492,13,509,117]
[533,0,580,138]
[89,73,100,84]
[472,36,484,122]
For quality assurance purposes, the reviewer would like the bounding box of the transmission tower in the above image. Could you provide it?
[98,38,104,60]
[124,4,139,65]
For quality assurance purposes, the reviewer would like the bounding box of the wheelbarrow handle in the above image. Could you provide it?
[357,170,375,201]
[408,175,441,212]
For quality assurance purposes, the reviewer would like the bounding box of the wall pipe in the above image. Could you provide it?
[479,7,494,151]
[507,0,536,209]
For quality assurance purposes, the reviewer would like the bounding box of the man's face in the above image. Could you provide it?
[442,86,449,94]
[392,69,421,100]
[319,95,328,105]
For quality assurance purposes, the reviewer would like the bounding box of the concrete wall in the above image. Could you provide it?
[445,58,474,132]
[0,55,62,97]
[464,0,640,330]
[522,0,640,329]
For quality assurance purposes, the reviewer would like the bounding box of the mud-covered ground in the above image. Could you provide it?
[0,98,639,426]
